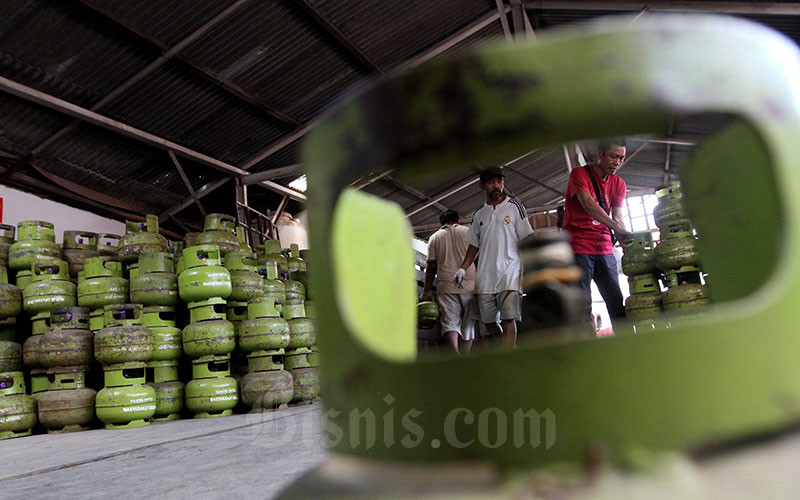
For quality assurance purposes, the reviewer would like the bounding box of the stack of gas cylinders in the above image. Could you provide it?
[0,213,318,439]
[622,182,711,332]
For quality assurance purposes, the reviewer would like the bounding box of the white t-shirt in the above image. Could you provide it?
[427,224,476,294]
[466,197,534,294]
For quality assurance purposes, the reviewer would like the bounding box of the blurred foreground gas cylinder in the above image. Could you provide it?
[519,233,591,336]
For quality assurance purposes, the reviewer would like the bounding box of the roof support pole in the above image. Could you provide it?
[164,9,511,217]
[495,0,514,42]
[271,196,290,224]
[169,150,207,217]
[385,174,450,212]
[292,0,382,73]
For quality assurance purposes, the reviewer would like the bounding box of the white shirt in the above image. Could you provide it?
[427,224,476,294]
[466,197,534,293]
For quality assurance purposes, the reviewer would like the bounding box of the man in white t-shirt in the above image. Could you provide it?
[421,209,477,355]
[455,167,534,347]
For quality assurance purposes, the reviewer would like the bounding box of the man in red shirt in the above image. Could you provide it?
[563,139,632,331]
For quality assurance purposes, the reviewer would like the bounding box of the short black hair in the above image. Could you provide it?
[479,166,505,184]
[598,138,627,153]
[439,209,459,225]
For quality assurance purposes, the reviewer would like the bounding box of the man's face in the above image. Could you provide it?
[597,144,626,177]
[481,176,504,201]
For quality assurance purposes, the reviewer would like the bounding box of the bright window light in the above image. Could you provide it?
[289,175,307,192]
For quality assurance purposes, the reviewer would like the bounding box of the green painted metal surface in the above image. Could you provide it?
[300,15,800,470]
[178,245,232,302]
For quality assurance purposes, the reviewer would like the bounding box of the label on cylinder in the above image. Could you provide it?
[208,395,237,402]
[122,405,157,413]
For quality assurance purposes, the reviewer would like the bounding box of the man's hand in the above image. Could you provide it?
[419,291,432,302]
[453,268,466,287]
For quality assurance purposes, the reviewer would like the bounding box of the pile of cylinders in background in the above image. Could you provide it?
[0,212,318,440]
[622,182,711,332]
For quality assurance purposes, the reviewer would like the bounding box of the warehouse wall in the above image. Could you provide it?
[0,186,125,243]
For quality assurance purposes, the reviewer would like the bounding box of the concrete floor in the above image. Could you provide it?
[0,405,326,500]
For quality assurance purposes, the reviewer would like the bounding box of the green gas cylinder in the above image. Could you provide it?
[31,310,51,335]
[226,301,249,335]
[655,220,701,272]
[246,349,284,373]
[118,215,168,263]
[307,345,319,366]
[288,366,319,405]
[0,266,22,319]
[183,298,236,358]
[283,301,315,349]
[37,369,96,433]
[235,227,252,253]
[0,224,15,267]
[283,278,306,303]
[23,259,76,314]
[178,245,232,302]
[97,233,121,257]
[141,306,181,361]
[304,301,316,319]
[130,252,178,306]
[95,364,156,429]
[184,232,200,249]
[0,318,14,342]
[239,297,290,353]
[23,312,50,370]
[286,243,306,281]
[15,269,32,291]
[284,347,312,370]
[224,251,263,301]
[416,301,440,328]
[260,262,286,307]
[38,307,93,368]
[653,182,685,229]
[257,239,289,277]
[0,340,21,372]
[621,232,658,277]
[94,304,153,365]
[62,231,99,277]
[89,308,104,332]
[77,256,129,308]
[663,281,711,315]
[9,221,62,272]
[241,369,293,411]
[625,291,663,322]
[185,356,238,418]
[195,213,240,256]
[146,360,184,421]
[0,371,37,439]
[170,240,184,259]
[30,368,50,397]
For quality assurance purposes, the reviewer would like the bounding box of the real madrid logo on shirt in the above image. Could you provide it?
[503,215,511,225]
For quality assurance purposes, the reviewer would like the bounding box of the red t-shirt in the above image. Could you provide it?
[563,165,626,255]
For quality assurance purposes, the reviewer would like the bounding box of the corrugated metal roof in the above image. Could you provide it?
[0,1,157,107]
[81,0,239,48]
[0,1,796,235]
[0,94,71,155]
[101,62,292,164]
[183,1,364,124]
[308,0,495,68]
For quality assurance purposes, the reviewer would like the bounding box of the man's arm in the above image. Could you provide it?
[575,191,630,236]
[454,244,479,286]
[420,260,437,301]
[458,245,479,272]
[611,207,632,246]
